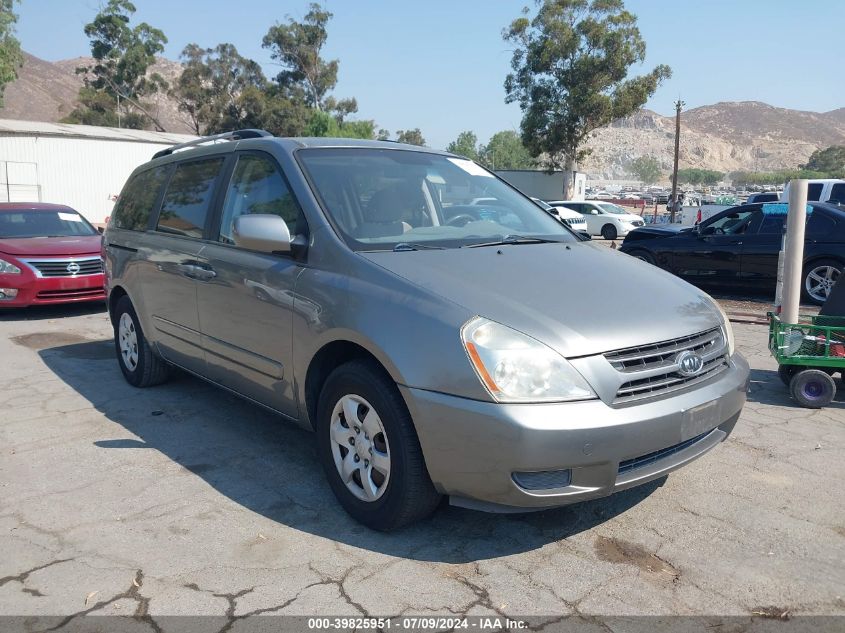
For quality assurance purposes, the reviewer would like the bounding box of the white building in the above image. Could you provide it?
[0,119,196,223]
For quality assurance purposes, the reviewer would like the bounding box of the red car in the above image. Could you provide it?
[0,203,106,308]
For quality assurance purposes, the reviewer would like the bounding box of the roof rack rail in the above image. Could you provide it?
[152,129,272,159]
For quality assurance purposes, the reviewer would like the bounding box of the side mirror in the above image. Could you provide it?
[590,209,599,215]
[97,226,105,234]
[549,208,560,217]
[233,214,291,253]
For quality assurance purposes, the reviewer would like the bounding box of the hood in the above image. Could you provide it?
[361,242,722,358]
[624,224,691,239]
[0,235,103,257]
[621,213,646,222]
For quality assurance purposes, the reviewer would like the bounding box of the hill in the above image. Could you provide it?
[1,52,191,133]
[2,52,845,180]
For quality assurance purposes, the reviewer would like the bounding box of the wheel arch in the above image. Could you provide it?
[107,285,129,328]
[803,254,845,269]
[303,338,400,432]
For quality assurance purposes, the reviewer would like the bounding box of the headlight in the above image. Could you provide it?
[461,317,596,403]
[709,299,735,356]
[0,258,21,274]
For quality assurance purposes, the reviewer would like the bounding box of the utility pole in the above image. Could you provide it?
[669,99,684,222]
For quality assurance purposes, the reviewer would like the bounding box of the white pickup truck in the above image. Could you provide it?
[781,179,845,204]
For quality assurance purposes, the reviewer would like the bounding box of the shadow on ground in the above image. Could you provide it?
[0,301,106,322]
[747,367,844,409]
[36,337,664,563]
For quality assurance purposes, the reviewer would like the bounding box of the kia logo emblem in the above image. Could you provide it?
[66,262,81,275]
[676,350,705,377]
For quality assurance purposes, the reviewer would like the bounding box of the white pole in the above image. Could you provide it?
[780,180,808,324]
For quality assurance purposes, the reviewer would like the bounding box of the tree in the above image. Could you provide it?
[172,43,267,135]
[65,0,168,130]
[262,3,344,112]
[480,130,534,169]
[447,131,481,161]
[396,128,426,146]
[803,145,845,175]
[627,156,661,184]
[677,168,723,186]
[504,0,671,197]
[304,109,375,139]
[0,0,23,108]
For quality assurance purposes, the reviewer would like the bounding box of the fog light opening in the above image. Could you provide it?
[0,288,18,300]
[512,468,572,491]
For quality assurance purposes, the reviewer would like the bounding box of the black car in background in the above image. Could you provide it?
[619,202,845,305]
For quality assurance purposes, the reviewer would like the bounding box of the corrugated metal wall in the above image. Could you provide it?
[0,134,174,223]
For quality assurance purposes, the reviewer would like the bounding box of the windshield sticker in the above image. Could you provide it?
[447,158,494,178]
[57,212,83,222]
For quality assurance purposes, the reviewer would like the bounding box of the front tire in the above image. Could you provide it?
[601,224,618,240]
[629,249,656,265]
[802,259,842,305]
[315,359,441,531]
[113,295,170,388]
[789,369,836,408]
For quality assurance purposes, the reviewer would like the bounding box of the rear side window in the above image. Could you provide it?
[157,157,225,238]
[111,166,168,231]
[829,183,845,204]
[807,183,824,201]
[807,212,837,238]
[218,154,305,244]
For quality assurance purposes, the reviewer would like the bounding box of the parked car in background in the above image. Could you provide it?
[745,192,781,204]
[620,201,845,304]
[548,200,645,239]
[530,197,588,233]
[103,131,748,530]
[0,203,105,308]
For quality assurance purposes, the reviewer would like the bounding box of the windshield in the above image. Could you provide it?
[0,209,98,238]
[297,148,576,250]
[598,203,629,215]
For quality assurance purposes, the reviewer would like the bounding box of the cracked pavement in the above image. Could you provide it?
[1,303,843,625]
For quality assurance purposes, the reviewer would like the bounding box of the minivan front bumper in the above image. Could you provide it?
[401,353,749,510]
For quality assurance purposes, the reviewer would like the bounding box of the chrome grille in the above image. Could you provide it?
[563,218,586,228]
[605,327,728,403]
[24,257,104,278]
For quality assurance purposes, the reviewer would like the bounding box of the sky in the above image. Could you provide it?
[13,0,845,149]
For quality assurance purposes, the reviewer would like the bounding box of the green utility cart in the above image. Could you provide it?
[768,313,845,408]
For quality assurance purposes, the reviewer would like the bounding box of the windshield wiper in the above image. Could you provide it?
[463,234,561,248]
[392,242,446,251]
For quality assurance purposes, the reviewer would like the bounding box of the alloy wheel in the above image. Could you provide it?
[805,265,840,303]
[329,394,391,502]
[118,312,139,371]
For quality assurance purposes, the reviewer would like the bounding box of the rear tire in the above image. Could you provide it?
[789,369,836,408]
[113,295,170,388]
[315,359,441,531]
[601,224,618,240]
[802,259,842,305]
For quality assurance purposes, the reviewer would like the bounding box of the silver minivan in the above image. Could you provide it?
[104,131,749,530]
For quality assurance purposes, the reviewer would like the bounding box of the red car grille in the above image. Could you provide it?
[36,287,105,300]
